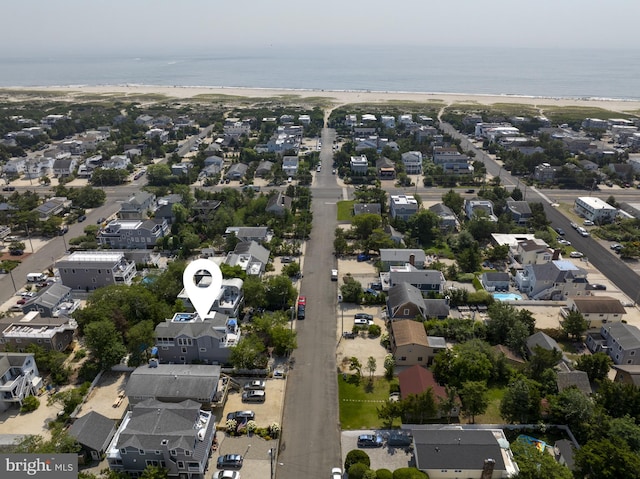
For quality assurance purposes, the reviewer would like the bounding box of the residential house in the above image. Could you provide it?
[350,155,369,175]
[298,114,311,125]
[155,312,239,366]
[480,272,510,292]
[587,323,640,365]
[224,163,248,180]
[0,352,42,412]
[119,192,157,220]
[106,399,215,479]
[412,428,519,479]
[125,364,221,408]
[266,192,292,217]
[134,114,154,127]
[608,162,634,181]
[376,157,396,180]
[0,311,76,353]
[390,195,419,221]
[514,239,554,266]
[429,203,459,231]
[282,156,299,177]
[506,200,532,224]
[224,226,271,243]
[103,155,130,170]
[171,162,193,176]
[557,371,591,395]
[68,411,116,463]
[574,197,618,224]
[515,260,588,300]
[145,128,169,142]
[21,283,74,318]
[465,199,497,222]
[98,219,169,249]
[225,241,270,276]
[381,115,396,128]
[563,296,626,329]
[33,197,70,221]
[353,203,381,216]
[52,157,78,177]
[391,320,445,366]
[398,365,459,418]
[401,151,422,174]
[380,249,426,271]
[155,194,183,224]
[579,159,599,171]
[255,160,274,177]
[204,155,224,170]
[178,277,244,319]
[423,300,450,320]
[2,158,26,175]
[526,331,563,358]
[415,125,439,143]
[223,120,251,138]
[386,266,446,294]
[533,163,560,182]
[612,364,640,386]
[57,251,137,291]
[387,283,427,320]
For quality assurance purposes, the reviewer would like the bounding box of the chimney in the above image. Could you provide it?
[480,459,496,479]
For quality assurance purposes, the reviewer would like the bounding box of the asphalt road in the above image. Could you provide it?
[277,127,343,479]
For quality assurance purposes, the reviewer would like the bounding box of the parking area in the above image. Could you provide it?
[341,430,414,471]
[217,377,286,428]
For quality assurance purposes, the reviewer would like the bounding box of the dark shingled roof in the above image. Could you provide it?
[68,411,115,452]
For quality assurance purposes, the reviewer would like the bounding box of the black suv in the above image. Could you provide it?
[217,454,243,469]
[226,410,255,421]
[297,304,306,320]
[354,313,373,321]
[357,434,383,448]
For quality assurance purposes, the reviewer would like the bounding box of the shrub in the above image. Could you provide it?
[368,324,382,337]
[225,419,237,434]
[20,395,40,413]
[74,349,87,361]
[392,468,429,479]
[345,449,371,471]
[246,420,257,434]
[376,469,393,479]
[348,463,370,479]
[77,361,100,383]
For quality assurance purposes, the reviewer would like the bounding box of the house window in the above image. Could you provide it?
[170,450,177,456]
[199,348,206,352]
[120,449,127,455]
[185,451,191,456]
[181,347,187,353]
[177,461,185,469]
[628,360,633,364]
[155,451,161,455]
[631,351,636,356]
[139,449,144,455]
[417,357,423,362]
[400,356,407,361]
[145,460,159,467]
[403,308,410,316]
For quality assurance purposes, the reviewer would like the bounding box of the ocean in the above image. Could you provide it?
[1,45,639,101]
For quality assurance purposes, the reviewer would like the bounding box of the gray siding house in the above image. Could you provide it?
[155,312,240,365]
[0,352,42,412]
[125,364,221,408]
[387,283,427,320]
[0,312,77,353]
[57,251,137,291]
[68,411,116,462]
[118,192,156,220]
[21,282,74,318]
[380,249,426,271]
[98,219,169,249]
[106,399,215,479]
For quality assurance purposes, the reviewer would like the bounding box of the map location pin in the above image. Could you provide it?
[182,259,223,320]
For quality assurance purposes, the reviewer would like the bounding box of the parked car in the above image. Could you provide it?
[214,471,240,479]
[569,251,584,258]
[217,454,244,469]
[297,304,306,320]
[2,186,16,191]
[465,189,475,193]
[9,250,23,256]
[577,227,589,237]
[281,256,292,263]
[354,318,374,326]
[226,410,255,421]
[590,284,607,290]
[16,298,26,305]
[77,215,87,222]
[555,227,566,235]
[610,243,623,251]
[242,390,266,403]
[243,380,266,391]
[354,313,373,321]
[357,253,371,262]
[332,468,343,479]
[583,220,595,226]
[357,434,384,448]
[570,222,579,229]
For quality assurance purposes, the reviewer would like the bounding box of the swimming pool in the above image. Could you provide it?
[493,292,523,301]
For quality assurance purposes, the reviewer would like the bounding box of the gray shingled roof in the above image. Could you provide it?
[125,364,221,401]
[557,371,591,395]
[155,318,226,340]
[388,283,426,312]
[526,331,561,353]
[24,282,71,310]
[68,411,115,452]
[604,323,640,350]
[380,249,426,263]
[413,429,507,472]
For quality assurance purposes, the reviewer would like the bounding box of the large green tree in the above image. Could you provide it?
[561,310,588,340]
[84,320,127,370]
[575,352,612,383]
[500,376,541,424]
[459,380,489,424]
[575,438,640,479]
[510,441,572,479]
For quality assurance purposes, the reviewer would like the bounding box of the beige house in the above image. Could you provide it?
[391,320,445,366]
[515,239,554,265]
[564,296,626,328]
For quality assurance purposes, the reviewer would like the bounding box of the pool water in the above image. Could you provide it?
[493,292,523,301]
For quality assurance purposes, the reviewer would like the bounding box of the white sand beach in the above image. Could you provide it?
[4,85,640,112]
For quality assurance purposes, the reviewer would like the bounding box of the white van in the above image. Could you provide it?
[27,273,46,283]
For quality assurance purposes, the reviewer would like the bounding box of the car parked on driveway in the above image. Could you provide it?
[226,410,255,421]
[217,454,243,469]
[569,251,584,258]
[242,390,266,403]
[583,220,595,226]
[214,471,240,479]
[357,434,384,448]
[354,313,373,321]
[354,318,374,326]
[243,380,266,391]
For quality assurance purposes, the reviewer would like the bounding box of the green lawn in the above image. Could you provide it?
[475,387,506,424]
[338,374,401,430]
[337,200,355,221]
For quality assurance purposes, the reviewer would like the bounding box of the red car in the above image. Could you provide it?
[297,296,306,307]
[16,298,26,305]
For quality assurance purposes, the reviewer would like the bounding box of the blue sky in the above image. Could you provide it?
[4,0,639,54]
